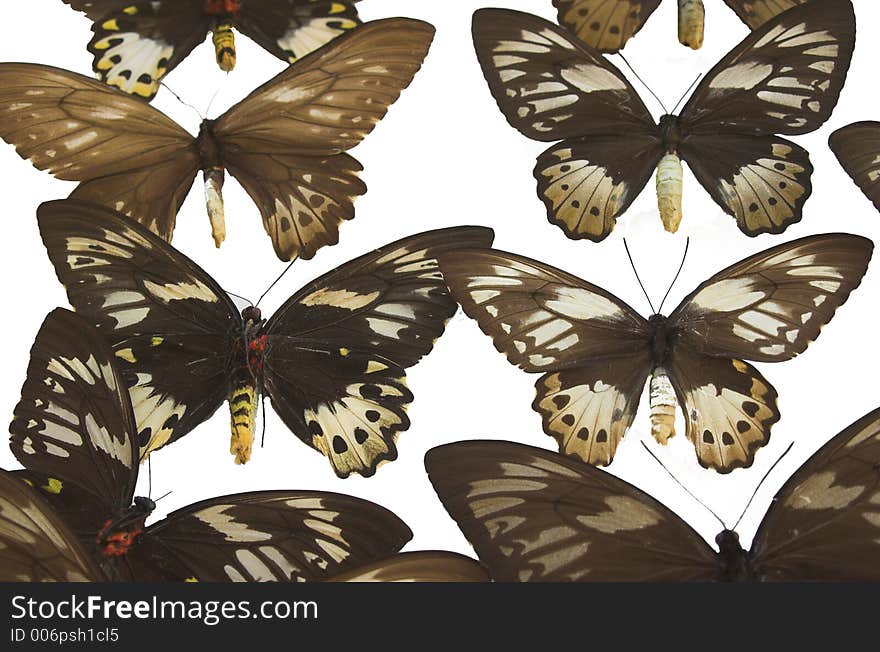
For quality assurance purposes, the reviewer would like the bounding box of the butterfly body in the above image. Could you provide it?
[714,530,753,582]
[96,497,155,558]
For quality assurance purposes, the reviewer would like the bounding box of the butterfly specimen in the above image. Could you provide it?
[473,3,854,241]
[328,552,490,582]
[554,0,809,53]
[438,234,872,472]
[829,122,880,214]
[62,0,362,100]
[426,429,880,581]
[38,199,494,477]
[4,308,414,582]
[0,18,433,261]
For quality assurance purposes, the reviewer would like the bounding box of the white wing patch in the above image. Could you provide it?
[194,505,273,542]
[784,472,866,510]
[278,16,359,62]
[129,373,187,456]
[92,27,172,99]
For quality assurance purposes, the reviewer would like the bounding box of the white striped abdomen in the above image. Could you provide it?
[656,153,684,233]
[650,367,677,445]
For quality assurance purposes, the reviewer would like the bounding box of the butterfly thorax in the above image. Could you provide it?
[714,530,753,582]
[658,115,683,154]
[96,497,155,558]
[196,121,228,248]
[204,1,241,20]
[227,306,266,465]
[648,314,675,365]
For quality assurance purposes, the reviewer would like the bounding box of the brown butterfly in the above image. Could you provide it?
[62,0,362,100]
[438,234,872,473]
[0,18,433,261]
[554,0,809,53]
[829,122,880,213]
[473,3,854,241]
[426,423,880,581]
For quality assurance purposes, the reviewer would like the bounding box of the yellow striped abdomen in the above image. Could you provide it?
[229,384,257,464]
[213,23,236,71]
[677,0,705,49]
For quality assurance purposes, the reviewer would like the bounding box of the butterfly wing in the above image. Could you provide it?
[662,234,872,472]
[211,18,433,261]
[0,469,104,582]
[553,1,662,53]
[37,199,241,456]
[472,9,663,241]
[426,441,720,581]
[123,492,412,582]
[679,0,855,137]
[66,0,207,100]
[236,0,361,64]
[749,407,880,580]
[438,248,653,466]
[0,63,200,239]
[722,0,809,30]
[9,309,138,535]
[261,226,494,478]
[829,122,880,213]
[327,552,490,582]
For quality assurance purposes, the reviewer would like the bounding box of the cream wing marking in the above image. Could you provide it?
[553,0,661,53]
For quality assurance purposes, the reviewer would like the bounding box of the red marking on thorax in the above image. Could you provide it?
[247,335,268,372]
[205,0,241,17]
[97,520,144,558]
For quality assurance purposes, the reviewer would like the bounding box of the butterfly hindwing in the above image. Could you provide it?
[328,552,490,582]
[829,122,880,213]
[722,0,809,30]
[553,1,662,53]
[749,407,880,580]
[426,441,720,581]
[263,226,495,478]
[0,469,104,582]
[37,199,239,456]
[10,309,138,523]
[668,234,873,363]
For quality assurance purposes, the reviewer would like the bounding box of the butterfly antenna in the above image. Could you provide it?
[204,84,223,119]
[256,255,300,309]
[669,74,702,116]
[624,239,657,314]
[641,442,727,530]
[657,237,690,314]
[154,490,173,504]
[617,53,668,114]
[731,442,795,532]
[160,82,205,122]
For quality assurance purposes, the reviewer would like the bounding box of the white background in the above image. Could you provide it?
[1,0,879,561]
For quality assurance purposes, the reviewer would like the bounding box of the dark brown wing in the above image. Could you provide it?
[426,441,720,581]
[83,1,207,100]
[680,135,812,237]
[10,309,139,533]
[0,63,199,240]
[679,0,855,137]
[553,1,662,53]
[750,407,880,580]
[472,8,657,142]
[668,234,873,363]
[438,248,653,465]
[328,552,490,582]
[0,469,104,582]
[237,0,361,63]
[535,136,664,241]
[722,0,809,30]
[261,227,495,478]
[829,122,880,213]
[62,1,132,20]
[37,200,240,456]
[126,492,412,582]
[213,18,433,261]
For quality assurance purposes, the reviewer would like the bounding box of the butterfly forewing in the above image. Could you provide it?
[38,200,240,455]
[128,491,412,582]
[10,310,139,526]
[553,1,661,53]
[722,0,809,30]
[829,122,880,213]
[679,0,855,137]
[0,469,104,582]
[749,408,880,580]
[328,552,490,582]
[669,234,873,363]
[426,441,720,581]
[471,9,656,142]
[263,226,495,478]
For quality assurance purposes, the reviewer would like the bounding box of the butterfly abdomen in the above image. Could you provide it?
[677,0,705,49]
[650,367,677,445]
[656,154,684,233]
[212,23,237,72]
[229,381,258,465]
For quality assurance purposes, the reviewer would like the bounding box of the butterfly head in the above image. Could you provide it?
[241,306,263,328]
[96,497,155,557]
